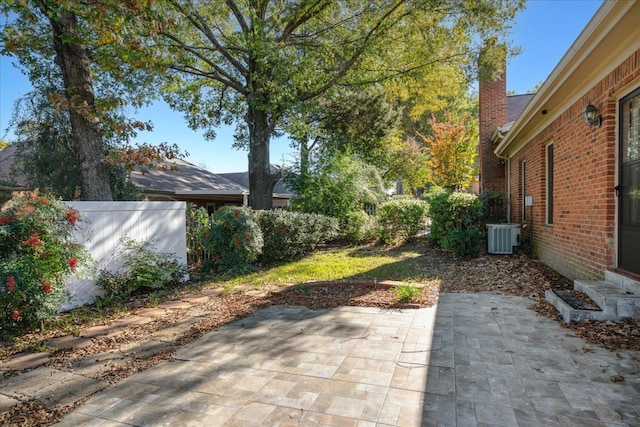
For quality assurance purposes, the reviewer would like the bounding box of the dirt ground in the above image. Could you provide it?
[1,242,639,426]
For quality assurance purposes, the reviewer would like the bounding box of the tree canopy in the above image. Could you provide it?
[2,0,524,206]
[1,0,183,200]
[417,112,477,190]
[136,0,523,209]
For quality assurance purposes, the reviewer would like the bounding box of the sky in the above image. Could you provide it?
[0,0,604,173]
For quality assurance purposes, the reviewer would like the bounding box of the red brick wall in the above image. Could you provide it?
[509,49,640,280]
[479,72,508,195]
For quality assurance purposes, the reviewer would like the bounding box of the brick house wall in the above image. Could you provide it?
[508,49,640,280]
[479,72,508,195]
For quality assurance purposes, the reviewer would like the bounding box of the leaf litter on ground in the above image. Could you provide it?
[1,238,639,426]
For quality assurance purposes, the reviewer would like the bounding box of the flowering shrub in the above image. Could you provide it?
[0,195,90,334]
[203,206,263,273]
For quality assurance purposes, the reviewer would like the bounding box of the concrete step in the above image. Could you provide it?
[605,270,640,295]
[575,280,640,319]
[545,270,640,322]
[544,289,606,323]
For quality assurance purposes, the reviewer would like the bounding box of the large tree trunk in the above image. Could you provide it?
[300,137,310,178]
[247,106,276,210]
[50,9,113,201]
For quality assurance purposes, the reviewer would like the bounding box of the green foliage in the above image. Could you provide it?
[377,197,429,245]
[0,195,90,335]
[255,210,339,264]
[204,207,263,273]
[95,237,186,301]
[295,284,312,293]
[427,187,453,245]
[478,190,506,224]
[286,85,402,177]
[141,1,522,209]
[8,90,177,201]
[290,154,387,223]
[394,284,420,303]
[428,188,483,257]
[186,204,210,265]
[417,113,477,190]
[342,210,378,244]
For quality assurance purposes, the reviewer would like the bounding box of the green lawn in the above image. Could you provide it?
[212,244,429,293]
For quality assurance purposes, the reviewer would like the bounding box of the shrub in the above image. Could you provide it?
[95,237,186,301]
[426,187,452,246]
[255,210,339,264]
[289,154,387,224]
[0,195,90,333]
[186,204,210,265]
[342,210,378,244]
[377,197,429,244]
[204,206,263,273]
[428,188,483,257]
[478,189,506,224]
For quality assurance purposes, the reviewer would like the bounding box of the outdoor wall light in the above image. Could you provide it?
[583,101,602,128]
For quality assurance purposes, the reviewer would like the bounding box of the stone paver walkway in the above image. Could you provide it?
[53,293,640,426]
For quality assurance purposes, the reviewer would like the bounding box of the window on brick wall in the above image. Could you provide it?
[546,143,554,225]
[521,160,527,221]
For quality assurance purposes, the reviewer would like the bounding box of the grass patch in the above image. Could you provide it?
[214,245,427,293]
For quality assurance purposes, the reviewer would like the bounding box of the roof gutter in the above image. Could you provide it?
[494,0,633,157]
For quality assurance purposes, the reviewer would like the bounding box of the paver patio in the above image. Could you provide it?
[53,293,640,426]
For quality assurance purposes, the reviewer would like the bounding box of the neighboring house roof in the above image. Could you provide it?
[130,158,248,198]
[219,166,295,198]
[0,145,31,190]
[495,1,640,156]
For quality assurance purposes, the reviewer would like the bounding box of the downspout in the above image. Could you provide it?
[496,153,511,222]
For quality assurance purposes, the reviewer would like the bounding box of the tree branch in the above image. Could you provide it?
[298,0,408,101]
[167,0,249,76]
[278,0,332,43]
[160,32,246,94]
[225,0,250,34]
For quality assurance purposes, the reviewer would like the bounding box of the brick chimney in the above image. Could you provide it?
[478,47,508,195]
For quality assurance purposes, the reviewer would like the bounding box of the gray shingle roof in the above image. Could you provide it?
[507,93,535,123]
[0,145,30,189]
[130,158,247,195]
[219,167,295,196]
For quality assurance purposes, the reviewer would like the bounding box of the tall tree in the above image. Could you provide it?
[140,0,522,209]
[1,1,167,200]
[7,88,153,200]
[284,85,401,187]
[2,2,114,200]
[417,112,477,190]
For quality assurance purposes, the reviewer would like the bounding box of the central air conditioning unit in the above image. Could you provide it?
[487,224,521,255]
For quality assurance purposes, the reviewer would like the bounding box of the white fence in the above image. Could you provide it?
[61,201,188,311]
